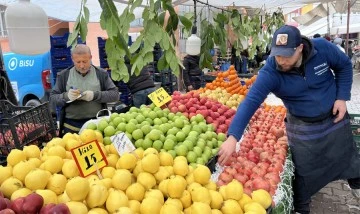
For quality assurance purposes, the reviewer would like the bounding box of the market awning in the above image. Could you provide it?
[0,0,335,23]
[298,16,329,36]
[292,3,328,26]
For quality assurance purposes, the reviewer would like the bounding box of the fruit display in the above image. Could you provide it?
[87,104,225,165]
[167,91,236,134]
[199,88,245,109]
[0,129,274,213]
[0,123,44,155]
[217,105,288,196]
[0,190,70,214]
[200,65,257,96]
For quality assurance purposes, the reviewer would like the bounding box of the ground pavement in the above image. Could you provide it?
[309,72,360,214]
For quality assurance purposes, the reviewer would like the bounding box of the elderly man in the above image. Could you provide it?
[50,44,119,136]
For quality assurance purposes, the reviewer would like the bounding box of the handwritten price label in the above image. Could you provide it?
[148,87,172,107]
[71,141,107,177]
[110,132,136,156]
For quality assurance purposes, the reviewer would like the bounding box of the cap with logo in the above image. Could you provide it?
[270,25,302,57]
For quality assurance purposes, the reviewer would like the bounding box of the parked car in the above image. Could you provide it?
[2,51,53,107]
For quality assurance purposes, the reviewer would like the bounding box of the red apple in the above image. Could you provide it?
[205,102,212,109]
[0,209,15,214]
[211,106,218,112]
[219,172,233,183]
[225,119,232,126]
[10,197,25,214]
[224,166,237,176]
[252,177,271,192]
[200,110,209,118]
[234,174,249,185]
[200,98,207,105]
[170,107,178,113]
[0,198,8,210]
[185,102,193,109]
[23,193,44,214]
[206,116,214,124]
[213,112,220,118]
[50,204,70,214]
[39,203,56,214]
[189,107,196,113]
[189,113,196,118]
[178,105,186,112]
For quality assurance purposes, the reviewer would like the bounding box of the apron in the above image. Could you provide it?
[285,112,360,213]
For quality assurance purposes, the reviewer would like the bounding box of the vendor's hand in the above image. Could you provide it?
[67,89,80,101]
[80,90,94,102]
[333,100,347,123]
[187,85,194,91]
[218,135,238,166]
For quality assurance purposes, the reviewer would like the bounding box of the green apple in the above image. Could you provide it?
[187,151,197,163]
[193,146,202,157]
[152,140,163,151]
[163,139,175,151]
[135,139,143,148]
[175,144,188,156]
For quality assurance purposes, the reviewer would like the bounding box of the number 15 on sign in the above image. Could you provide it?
[148,87,172,107]
[71,141,108,177]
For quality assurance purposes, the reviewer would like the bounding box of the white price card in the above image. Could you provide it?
[110,132,136,156]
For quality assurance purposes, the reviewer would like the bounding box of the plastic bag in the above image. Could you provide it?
[79,109,111,134]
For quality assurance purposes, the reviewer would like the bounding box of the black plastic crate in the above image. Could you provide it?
[51,57,73,68]
[50,33,85,48]
[206,155,218,173]
[0,101,56,164]
[50,48,71,58]
[98,37,106,48]
[100,61,109,69]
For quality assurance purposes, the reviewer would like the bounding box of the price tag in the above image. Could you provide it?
[71,141,108,177]
[110,132,136,156]
[148,87,172,107]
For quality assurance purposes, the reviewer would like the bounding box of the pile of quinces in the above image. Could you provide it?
[0,129,272,214]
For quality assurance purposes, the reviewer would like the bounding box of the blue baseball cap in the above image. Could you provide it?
[270,25,302,57]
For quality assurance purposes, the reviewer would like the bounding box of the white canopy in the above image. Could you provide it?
[299,13,360,37]
[0,0,335,23]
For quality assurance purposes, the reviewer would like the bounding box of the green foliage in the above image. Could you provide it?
[67,0,89,47]
[68,1,284,79]
[198,12,228,70]
[68,0,191,82]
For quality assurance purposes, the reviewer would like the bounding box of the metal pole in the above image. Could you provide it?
[346,0,350,55]
[327,2,330,36]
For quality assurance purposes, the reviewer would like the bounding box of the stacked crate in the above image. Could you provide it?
[151,44,178,94]
[50,33,84,83]
[97,37,132,105]
[151,68,178,94]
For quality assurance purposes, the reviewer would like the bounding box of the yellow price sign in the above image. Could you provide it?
[148,87,172,107]
[71,140,108,177]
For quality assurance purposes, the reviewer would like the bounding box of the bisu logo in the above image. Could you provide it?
[8,57,18,71]
[7,57,34,71]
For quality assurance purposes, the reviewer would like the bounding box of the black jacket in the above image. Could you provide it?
[127,64,155,94]
[183,55,202,87]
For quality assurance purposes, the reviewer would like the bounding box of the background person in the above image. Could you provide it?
[313,33,321,38]
[334,37,345,53]
[182,54,203,91]
[50,44,119,136]
[126,62,156,108]
[218,25,360,214]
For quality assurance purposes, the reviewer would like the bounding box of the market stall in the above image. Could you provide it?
[0,62,297,213]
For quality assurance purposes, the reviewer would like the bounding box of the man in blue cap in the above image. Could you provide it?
[218,25,360,213]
